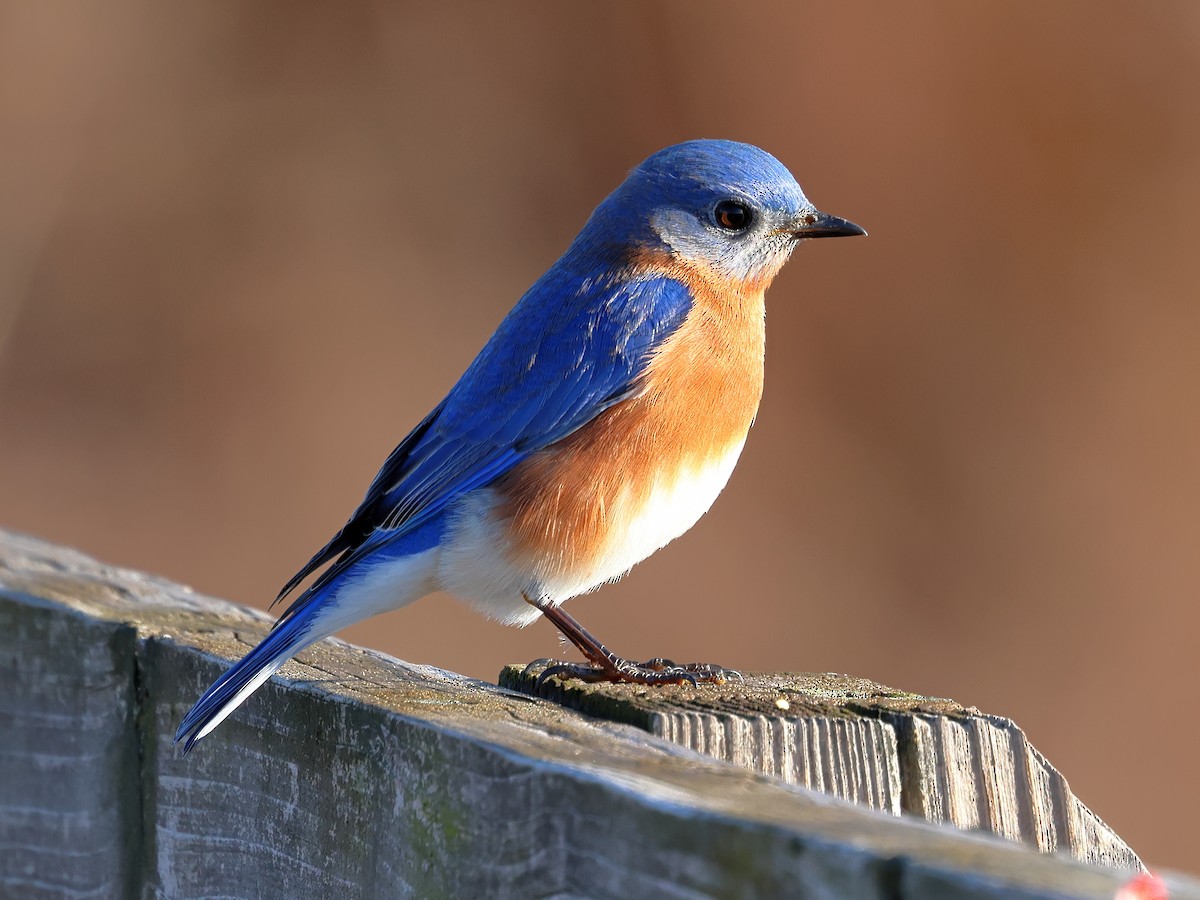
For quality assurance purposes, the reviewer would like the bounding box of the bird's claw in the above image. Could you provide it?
[521,658,561,679]
[534,662,602,688]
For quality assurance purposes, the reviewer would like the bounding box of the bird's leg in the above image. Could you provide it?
[522,594,739,687]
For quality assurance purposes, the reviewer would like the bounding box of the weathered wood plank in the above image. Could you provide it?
[1,529,1195,899]
[504,668,907,815]
[504,664,1141,871]
[0,596,142,899]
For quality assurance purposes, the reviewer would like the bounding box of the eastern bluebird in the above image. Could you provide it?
[176,140,864,751]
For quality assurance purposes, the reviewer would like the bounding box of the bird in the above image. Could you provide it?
[175,139,865,752]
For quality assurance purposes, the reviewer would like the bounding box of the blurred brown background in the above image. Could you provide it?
[2,1,1197,872]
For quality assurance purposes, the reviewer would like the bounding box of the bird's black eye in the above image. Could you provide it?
[713,199,753,232]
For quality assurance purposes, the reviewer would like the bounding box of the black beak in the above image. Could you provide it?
[792,210,867,239]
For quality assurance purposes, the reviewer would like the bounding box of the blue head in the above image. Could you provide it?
[572,139,864,284]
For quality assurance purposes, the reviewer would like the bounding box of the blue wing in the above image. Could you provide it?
[273,263,693,619]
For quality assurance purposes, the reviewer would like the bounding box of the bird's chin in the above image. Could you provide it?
[745,245,797,290]
[705,241,794,290]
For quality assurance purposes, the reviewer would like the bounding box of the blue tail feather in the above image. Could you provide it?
[174,593,324,753]
[176,519,446,752]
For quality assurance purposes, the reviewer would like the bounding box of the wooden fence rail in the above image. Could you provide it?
[1,529,1195,899]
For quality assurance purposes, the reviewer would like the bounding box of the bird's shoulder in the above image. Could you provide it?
[442,258,694,427]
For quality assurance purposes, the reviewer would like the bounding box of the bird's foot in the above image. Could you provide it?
[520,596,741,689]
[528,657,741,689]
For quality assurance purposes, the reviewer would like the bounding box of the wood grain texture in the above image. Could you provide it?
[0,597,141,899]
[2,529,1195,899]
[503,666,1141,871]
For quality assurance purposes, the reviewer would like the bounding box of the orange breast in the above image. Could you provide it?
[495,258,766,590]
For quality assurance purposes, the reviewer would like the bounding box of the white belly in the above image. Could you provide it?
[585,436,747,592]
[437,438,747,625]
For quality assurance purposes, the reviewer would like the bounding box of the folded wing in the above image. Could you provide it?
[273,265,694,622]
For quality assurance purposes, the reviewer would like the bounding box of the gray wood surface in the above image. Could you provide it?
[504,665,1140,870]
[2,528,1195,899]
